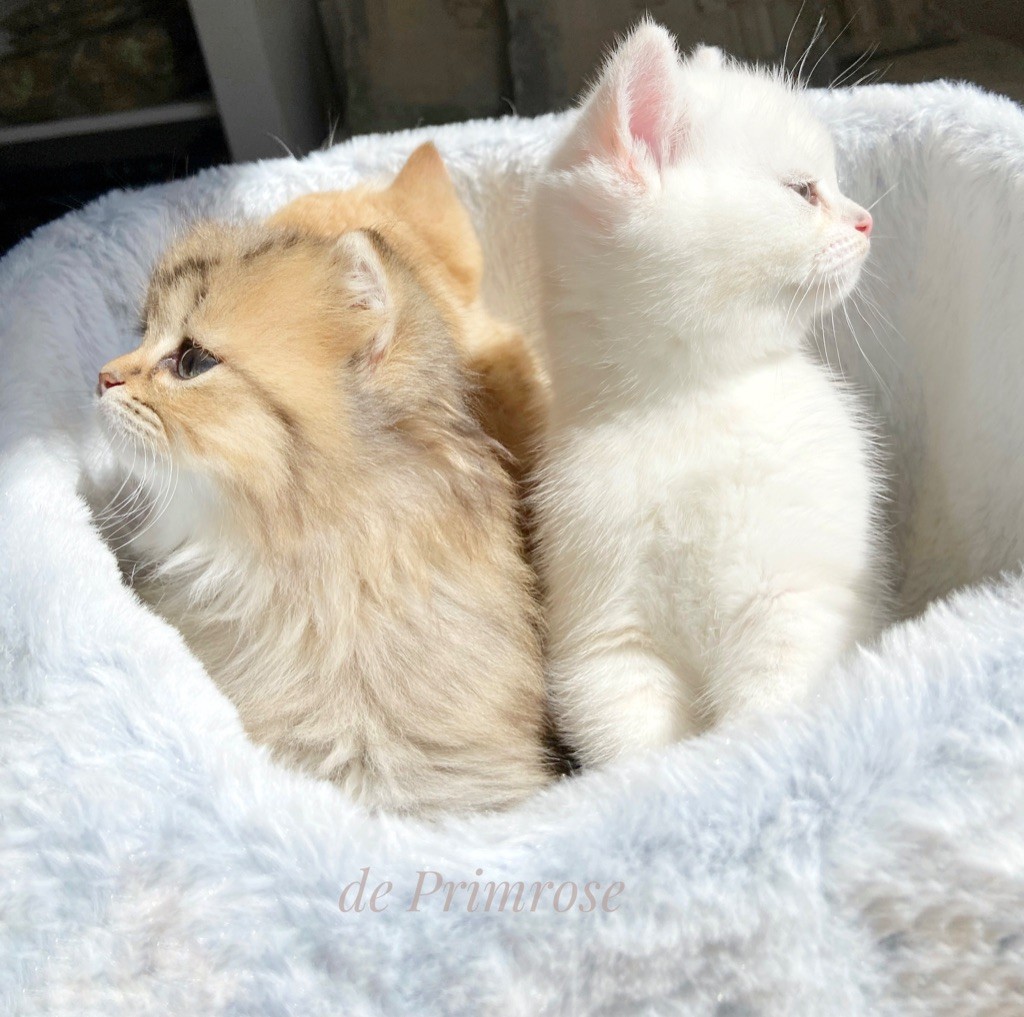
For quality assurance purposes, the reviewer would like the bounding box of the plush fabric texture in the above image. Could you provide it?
[2,83,1024,1015]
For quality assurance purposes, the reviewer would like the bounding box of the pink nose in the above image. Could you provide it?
[854,211,873,237]
[97,371,124,396]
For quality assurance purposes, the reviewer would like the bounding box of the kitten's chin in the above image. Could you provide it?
[813,236,869,307]
[98,396,168,471]
[94,400,215,560]
[103,456,220,564]
[822,261,865,308]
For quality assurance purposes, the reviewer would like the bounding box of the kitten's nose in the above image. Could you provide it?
[97,370,124,396]
[854,211,873,237]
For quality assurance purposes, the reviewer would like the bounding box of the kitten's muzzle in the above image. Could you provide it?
[97,370,124,397]
[854,211,873,237]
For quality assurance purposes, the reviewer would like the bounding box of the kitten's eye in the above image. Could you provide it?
[787,181,820,206]
[176,339,219,379]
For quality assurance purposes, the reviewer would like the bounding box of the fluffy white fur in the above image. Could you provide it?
[3,82,1024,1015]
[534,25,886,764]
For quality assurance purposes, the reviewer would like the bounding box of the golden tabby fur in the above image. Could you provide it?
[93,216,551,815]
[270,143,550,489]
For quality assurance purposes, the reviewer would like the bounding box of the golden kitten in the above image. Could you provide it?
[270,142,550,489]
[93,219,551,815]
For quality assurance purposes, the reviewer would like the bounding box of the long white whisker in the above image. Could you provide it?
[96,431,138,523]
[842,288,892,398]
[829,276,845,376]
[814,277,838,380]
[849,292,900,370]
[106,441,152,544]
[119,461,177,556]
[866,183,898,213]
[830,43,878,90]
[859,264,897,296]
[796,14,826,85]
[856,283,905,344]
[781,0,808,78]
[807,12,856,85]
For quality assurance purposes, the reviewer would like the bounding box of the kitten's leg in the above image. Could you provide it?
[549,644,699,767]
[704,586,868,722]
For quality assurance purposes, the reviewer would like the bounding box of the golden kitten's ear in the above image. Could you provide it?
[388,142,483,304]
[390,143,456,205]
[337,231,394,365]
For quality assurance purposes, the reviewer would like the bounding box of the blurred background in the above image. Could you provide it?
[1,0,1022,254]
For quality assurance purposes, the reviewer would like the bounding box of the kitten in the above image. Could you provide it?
[270,142,550,490]
[533,23,886,766]
[92,219,551,814]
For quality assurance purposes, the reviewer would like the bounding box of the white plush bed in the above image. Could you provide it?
[2,82,1024,1016]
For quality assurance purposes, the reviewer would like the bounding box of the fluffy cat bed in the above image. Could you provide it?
[3,82,1024,1015]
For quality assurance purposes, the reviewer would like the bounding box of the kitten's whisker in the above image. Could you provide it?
[841,290,891,399]
[97,436,139,524]
[267,133,296,159]
[859,264,896,293]
[849,293,900,369]
[828,277,846,377]
[806,12,856,87]
[111,453,172,555]
[96,459,138,524]
[824,277,843,379]
[847,63,890,89]
[116,458,178,555]
[848,286,896,358]
[855,282,895,322]
[866,183,898,213]
[854,284,904,345]
[781,263,817,336]
[829,43,878,90]
[795,14,827,86]
[812,278,839,381]
[135,463,176,553]
[781,0,809,80]
[106,443,153,543]
[118,443,152,525]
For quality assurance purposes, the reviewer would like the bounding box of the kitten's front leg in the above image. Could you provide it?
[549,642,699,767]
[703,585,870,723]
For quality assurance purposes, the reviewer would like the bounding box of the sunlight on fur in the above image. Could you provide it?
[89,210,553,816]
[533,22,888,767]
[86,22,895,811]
[269,142,551,491]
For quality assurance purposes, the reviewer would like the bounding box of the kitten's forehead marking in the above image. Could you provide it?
[144,251,218,336]
[143,227,298,339]
[153,254,216,289]
[241,230,304,262]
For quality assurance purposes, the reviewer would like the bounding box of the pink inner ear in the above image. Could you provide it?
[627,56,672,162]
[617,37,684,175]
[567,25,685,181]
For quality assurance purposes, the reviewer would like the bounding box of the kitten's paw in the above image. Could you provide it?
[551,645,699,768]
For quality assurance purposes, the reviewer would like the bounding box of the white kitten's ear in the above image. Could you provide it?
[689,45,724,70]
[559,20,685,183]
[337,230,394,365]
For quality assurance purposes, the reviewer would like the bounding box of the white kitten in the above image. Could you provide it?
[533,23,886,765]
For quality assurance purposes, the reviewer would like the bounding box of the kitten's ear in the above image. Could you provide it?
[558,20,685,183]
[689,45,724,71]
[390,142,456,204]
[387,140,483,303]
[336,231,394,365]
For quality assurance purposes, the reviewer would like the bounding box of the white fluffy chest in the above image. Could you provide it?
[538,356,876,660]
